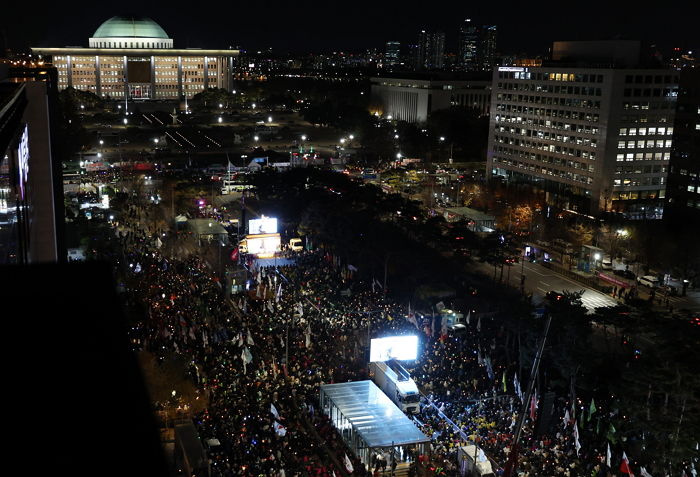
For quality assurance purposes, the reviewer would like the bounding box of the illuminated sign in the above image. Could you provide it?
[249,216,278,234]
[17,125,29,199]
[370,335,419,362]
[246,233,281,258]
[498,67,526,72]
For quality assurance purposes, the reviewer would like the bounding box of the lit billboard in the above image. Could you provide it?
[249,216,278,235]
[370,335,418,362]
[246,233,281,258]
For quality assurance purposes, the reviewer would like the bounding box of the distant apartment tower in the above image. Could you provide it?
[416,30,445,70]
[385,42,401,66]
[487,41,679,216]
[664,68,700,225]
[458,20,497,71]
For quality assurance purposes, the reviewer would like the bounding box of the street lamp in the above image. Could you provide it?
[349,134,354,140]
[218,116,223,123]
[268,116,273,123]
[396,152,402,159]
[254,135,259,142]
[154,138,159,144]
[99,139,104,146]
[123,117,128,125]
[301,135,307,141]
[340,138,346,145]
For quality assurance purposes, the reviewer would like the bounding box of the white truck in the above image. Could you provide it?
[369,359,421,414]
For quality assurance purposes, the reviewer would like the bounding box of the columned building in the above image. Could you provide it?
[32,16,238,100]
[370,74,491,123]
[487,41,679,216]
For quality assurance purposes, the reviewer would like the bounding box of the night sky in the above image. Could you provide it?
[1,1,696,56]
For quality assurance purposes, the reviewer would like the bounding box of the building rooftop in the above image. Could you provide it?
[93,16,169,39]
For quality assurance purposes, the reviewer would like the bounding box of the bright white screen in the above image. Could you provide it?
[249,217,278,235]
[370,335,418,362]
[247,235,281,257]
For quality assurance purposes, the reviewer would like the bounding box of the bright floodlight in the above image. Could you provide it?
[99,139,104,145]
[594,253,601,260]
[218,117,223,123]
[370,335,419,362]
[252,103,256,109]
[387,115,393,120]
[154,138,159,144]
[301,135,307,141]
[440,136,445,141]
[349,134,354,140]
[396,152,402,159]
[219,103,223,108]
[254,135,259,141]
[268,116,273,123]
[340,138,346,144]
[123,118,128,125]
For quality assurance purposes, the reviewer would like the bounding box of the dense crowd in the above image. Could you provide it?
[107,196,696,477]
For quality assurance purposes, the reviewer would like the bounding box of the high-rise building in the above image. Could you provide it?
[664,68,700,225]
[457,21,497,72]
[480,26,498,71]
[385,42,401,67]
[416,30,445,70]
[0,65,64,264]
[458,19,479,71]
[487,41,679,216]
[32,16,239,100]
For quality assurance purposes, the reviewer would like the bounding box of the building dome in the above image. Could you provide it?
[93,16,169,39]
[89,16,173,48]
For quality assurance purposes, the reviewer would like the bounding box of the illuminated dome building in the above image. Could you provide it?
[32,16,238,100]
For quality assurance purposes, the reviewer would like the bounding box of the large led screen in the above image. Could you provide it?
[370,335,418,362]
[249,217,278,235]
[246,233,281,258]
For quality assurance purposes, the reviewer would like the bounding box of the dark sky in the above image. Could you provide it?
[1,1,696,56]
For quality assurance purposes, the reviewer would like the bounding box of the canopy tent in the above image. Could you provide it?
[320,381,430,469]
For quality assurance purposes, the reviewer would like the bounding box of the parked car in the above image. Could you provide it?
[637,275,660,288]
[613,269,636,280]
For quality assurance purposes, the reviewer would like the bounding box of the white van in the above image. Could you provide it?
[637,275,659,288]
[289,238,303,252]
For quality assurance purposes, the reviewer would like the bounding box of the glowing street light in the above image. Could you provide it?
[440,136,446,142]
[340,138,346,144]
[252,103,256,109]
[218,116,223,123]
[254,135,259,142]
[349,134,354,140]
[219,103,223,108]
[301,135,307,141]
[396,152,402,159]
[153,138,159,144]
[123,117,128,125]
[268,116,273,123]
[99,139,104,146]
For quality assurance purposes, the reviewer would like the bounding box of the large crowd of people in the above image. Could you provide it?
[105,194,695,477]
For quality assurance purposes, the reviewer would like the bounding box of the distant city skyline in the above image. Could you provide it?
[1,2,696,56]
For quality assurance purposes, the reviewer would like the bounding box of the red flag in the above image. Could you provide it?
[529,393,538,421]
[230,247,239,262]
[620,452,635,476]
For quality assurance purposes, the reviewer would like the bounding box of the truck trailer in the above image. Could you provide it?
[369,359,420,414]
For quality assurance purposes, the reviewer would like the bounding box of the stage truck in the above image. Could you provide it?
[369,359,420,414]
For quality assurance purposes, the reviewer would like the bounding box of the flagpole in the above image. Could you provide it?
[503,313,552,477]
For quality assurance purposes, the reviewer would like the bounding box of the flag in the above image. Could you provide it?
[607,423,617,443]
[305,322,312,348]
[431,311,436,337]
[242,346,253,364]
[529,392,538,421]
[271,403,280,419]
[573,419,581,456]
[606,443,612,468]
[466,310,471,324]
[477,315,482,332]
[441,314,448,337]
[344,454,354,473]
[620,451,634,476]
[246,329,255,346]
[231,247,239,262]
[274,421,287,437]
[502,371,507,393]
[513,373,522,402]
[639,467,653,477]
[589,398,597,418]
[563,409,570,429]
[348,264,358,272]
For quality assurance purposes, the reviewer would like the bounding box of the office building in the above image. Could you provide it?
[0,65,64,264]
[385,42,401,67]
[487,41,679,216]
[416,30,445,70]
[32,16,239,100]
[664,68,700,225]
[457,21,498,72]
[370,73,491,123]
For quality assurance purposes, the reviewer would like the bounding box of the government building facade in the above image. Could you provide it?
[32,16,238,100]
